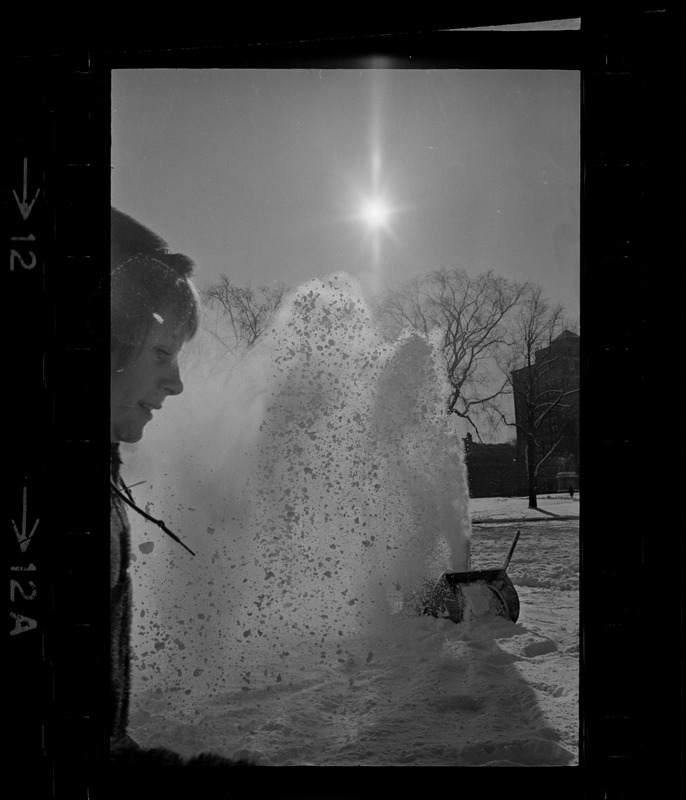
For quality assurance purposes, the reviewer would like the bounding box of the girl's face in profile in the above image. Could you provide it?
[111,311,188,444]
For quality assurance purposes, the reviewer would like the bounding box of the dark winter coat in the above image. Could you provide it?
[110,444,132,743]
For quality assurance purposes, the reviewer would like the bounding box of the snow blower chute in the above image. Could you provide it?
[422,530,521,624]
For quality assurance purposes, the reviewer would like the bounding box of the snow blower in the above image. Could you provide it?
[421,530,521,624]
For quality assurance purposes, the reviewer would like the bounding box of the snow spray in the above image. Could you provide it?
[122,273,471,696]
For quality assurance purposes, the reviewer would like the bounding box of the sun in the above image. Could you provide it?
[359,196,392,230]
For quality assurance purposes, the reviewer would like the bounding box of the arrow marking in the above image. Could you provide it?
[11,486,40,553]
[13,158,41,221]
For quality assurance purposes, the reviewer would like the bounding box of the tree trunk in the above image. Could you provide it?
[526,434,538,509]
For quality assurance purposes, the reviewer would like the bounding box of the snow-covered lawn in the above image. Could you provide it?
[469,493,580,523]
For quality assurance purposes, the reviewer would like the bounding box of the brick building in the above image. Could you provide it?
[462,433,526,497]
[511,330,580,493]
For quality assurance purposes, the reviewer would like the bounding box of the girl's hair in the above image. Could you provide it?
[111,208,201,370]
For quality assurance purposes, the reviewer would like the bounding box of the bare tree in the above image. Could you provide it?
[496,285,579,508]
[201,275,288,351]
[372,268,529,440]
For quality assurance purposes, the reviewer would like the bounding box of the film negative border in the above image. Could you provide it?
[8,55,111,798]
[579,8,683,800]
[7,10,682,799]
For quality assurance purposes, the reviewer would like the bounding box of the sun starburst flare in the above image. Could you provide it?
[359,196,392,230]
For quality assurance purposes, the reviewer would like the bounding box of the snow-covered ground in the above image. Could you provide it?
[469,493,580,524]
[128,495,579,767]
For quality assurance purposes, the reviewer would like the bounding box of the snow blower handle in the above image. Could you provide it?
[502,530,520,571]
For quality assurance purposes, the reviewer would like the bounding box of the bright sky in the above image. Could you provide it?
[111,68,579,313]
